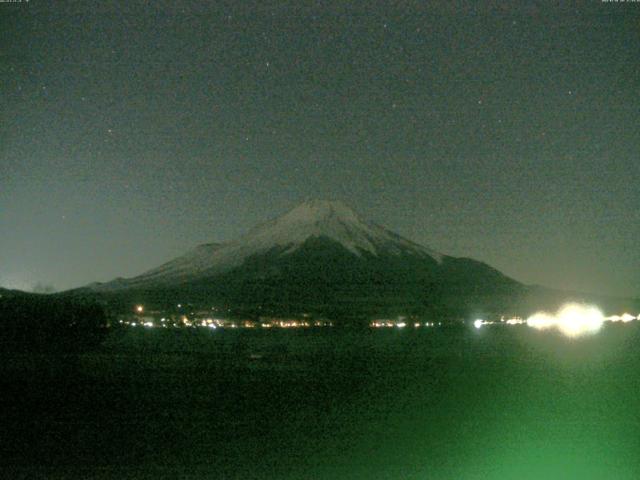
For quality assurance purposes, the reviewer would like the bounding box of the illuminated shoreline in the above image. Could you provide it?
[473,303,639,337]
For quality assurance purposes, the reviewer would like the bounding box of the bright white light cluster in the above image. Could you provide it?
[527,303,604,337]
[474,317,525,329]
[474,305,638,337]
[605,313,638,323]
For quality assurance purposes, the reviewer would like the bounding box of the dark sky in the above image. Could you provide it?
[1,1,639,297]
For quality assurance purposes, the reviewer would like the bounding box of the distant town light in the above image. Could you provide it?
[527,312,555,331]
[527,303,604,337]
[474,319,484,329]
[621,313,635,322]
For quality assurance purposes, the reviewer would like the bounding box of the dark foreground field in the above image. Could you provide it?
[2,325,640,479]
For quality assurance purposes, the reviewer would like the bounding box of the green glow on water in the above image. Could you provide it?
[295,327,640,480]
[6,325,640,479]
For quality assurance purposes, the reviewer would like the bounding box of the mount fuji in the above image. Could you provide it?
[87,200,525,319]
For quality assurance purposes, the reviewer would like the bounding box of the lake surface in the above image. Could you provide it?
[2,325,640,479]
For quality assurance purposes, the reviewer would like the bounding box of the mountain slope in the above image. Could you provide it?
[93,200,443,290]
[88,200,526,319]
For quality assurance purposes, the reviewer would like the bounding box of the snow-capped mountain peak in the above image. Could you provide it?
[244,200,381,255]
[242,199,439,258]
[275,199,361,225]
[93,200,443,290]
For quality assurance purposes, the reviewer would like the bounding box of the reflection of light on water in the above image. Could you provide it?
[527,303,604,337]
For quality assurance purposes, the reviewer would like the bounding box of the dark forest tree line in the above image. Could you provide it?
[0,293,108,352]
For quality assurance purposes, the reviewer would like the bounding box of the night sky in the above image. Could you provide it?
[1,1,638,297]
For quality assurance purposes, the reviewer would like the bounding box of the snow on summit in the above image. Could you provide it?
[94,200,443,289]
[243,199,440,258]
[243,200,382,255]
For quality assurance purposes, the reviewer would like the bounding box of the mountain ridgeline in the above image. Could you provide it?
[82,200,533,322]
